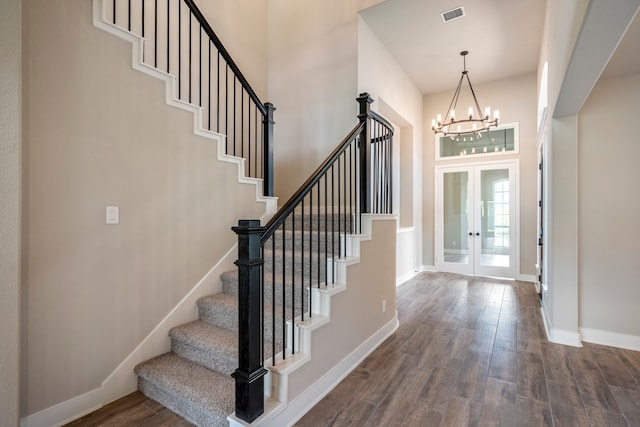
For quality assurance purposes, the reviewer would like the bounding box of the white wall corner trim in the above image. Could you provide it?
[516,273,536,283]
[540,307,582,347]
[580,328,640,352]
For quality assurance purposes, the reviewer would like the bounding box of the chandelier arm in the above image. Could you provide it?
[464,72,485,119]
[443,74,465,123]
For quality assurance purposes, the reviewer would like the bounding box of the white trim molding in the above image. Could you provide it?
[581,328,640,352]
[540,307,582,347]
[20,389,103,427]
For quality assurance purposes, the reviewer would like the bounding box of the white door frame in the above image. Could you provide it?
[435,159,520,279]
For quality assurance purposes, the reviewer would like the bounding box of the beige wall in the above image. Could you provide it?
[22,0,266,416]
[579,73,640,337]
[357,15,424,279]
[267,0,384,201]
[1,0,22,424]
[423,73,538,276]
[198,0,268,100]
[287,217,397,401]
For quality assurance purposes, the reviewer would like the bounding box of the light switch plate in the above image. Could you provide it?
[106,206,119,225]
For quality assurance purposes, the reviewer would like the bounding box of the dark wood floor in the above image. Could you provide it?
[68,272,640,426]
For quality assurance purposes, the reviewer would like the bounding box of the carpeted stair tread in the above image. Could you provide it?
[135,352,233,426]
[197,293,239,331]
[170,320,237,375]
[221,269,315,298]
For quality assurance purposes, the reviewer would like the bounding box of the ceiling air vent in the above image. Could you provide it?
[441,6,465,23]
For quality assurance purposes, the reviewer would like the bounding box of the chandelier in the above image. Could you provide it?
[432,51,499,138]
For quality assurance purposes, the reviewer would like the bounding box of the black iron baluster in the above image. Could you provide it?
[291,211,295,355]
[166,0,169,73]
[208,41,211,130]
[225,65,228,150]
[338,152,342,258]
[233,78,236,155]
[241,90,244,160]
[188,12,192,104]
[317,183,320,288]
[141,0,144,37]
[281,221,286,359]
[324,175,328,286]
[248,98,251,177]
[350,142,354,234]
[331,165,335,284]
[153,0,157,68]
[217,53,220,132]
[271,236,275,366]
[199,25,202,107]
[301,198,305,321]
[260,247,264,369]
[178,1,181,99]
[113,0,116,24]
[389,133,393,213]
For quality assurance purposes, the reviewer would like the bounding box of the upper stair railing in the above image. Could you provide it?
[107,0,274,195]
[232,93,393,422]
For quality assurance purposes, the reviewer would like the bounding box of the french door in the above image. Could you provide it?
[435,161,518,278]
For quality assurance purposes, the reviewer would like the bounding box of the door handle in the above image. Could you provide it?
[468,232,473,236]
[476,232,480,236]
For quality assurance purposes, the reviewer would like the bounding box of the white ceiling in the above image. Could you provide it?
[360,0,640,95]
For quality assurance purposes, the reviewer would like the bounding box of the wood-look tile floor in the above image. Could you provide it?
[68,272,640,426]
[296,272,640,427]
[63,390,194,427]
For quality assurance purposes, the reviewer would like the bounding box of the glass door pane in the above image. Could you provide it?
[475,165,515,278]
[441,170,472,274]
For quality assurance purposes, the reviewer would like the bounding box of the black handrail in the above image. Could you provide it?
[233,93,394,423]
[261,122,364,243]
[182,0,266,116]
[107,0,274,196]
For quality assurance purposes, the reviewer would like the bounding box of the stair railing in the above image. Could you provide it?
[232,93,393,422]
[106,0,275,195]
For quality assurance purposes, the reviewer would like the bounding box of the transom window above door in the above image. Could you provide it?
[436,123,519,160]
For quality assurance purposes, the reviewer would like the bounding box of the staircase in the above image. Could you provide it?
[134,216,341,426]
[92,1,397,426]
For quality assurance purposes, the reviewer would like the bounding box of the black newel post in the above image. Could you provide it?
[231,220,267,423]
[357,93,373,214]
[262,103,276,197]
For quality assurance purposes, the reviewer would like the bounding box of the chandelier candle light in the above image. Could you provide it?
[432,51,499,139]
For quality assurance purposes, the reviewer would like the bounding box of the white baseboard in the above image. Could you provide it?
[420,265,436,272]
[20,388,103,427]
[580,328,640,351]
[540,307,582,347]
[22,244,239,427]
[232,315,399,427]
[396,270,421,287]
[516,273,536,283]
[101,244,239,403]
